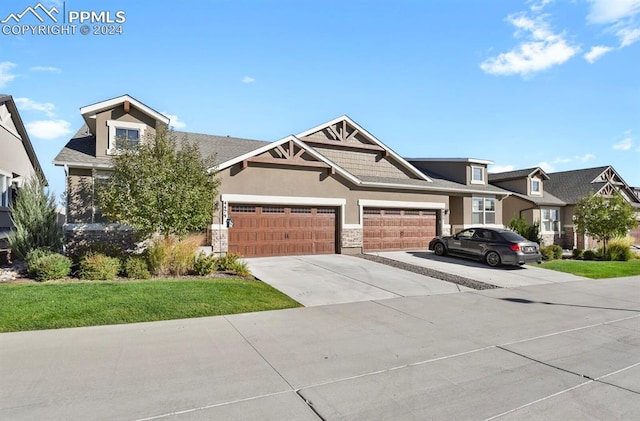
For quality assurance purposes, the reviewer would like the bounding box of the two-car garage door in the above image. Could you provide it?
[228,205,337,257]
[228,204,438,257]
[363,208,437,252]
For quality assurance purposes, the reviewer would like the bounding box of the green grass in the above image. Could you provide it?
[0,278,300,332]
[540,259,640,279]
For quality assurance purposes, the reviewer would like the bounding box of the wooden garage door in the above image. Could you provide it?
[363,208,437,251]
[228,205,337,257]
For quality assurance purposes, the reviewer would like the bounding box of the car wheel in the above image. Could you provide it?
[485,251,501,267]
[433,242,446,256]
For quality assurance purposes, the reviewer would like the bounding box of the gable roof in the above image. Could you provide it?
[545,165,640,204]
[297,115,432,182]
[0,94,47,183]
[53,125,269,169]
[80,94,170,125]
[488,167,549,182]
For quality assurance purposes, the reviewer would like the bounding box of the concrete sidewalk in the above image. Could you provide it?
[2,276,640,420]
[373,250,590,287]
[246,254,471,307]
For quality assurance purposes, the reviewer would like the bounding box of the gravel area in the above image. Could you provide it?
[356,254,499,290]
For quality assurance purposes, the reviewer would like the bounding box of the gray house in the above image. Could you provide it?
[0,94,47,246]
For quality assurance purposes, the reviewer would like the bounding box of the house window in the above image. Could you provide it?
[531,178,541,195]
[541,208,560,233]
[107,120,146,153]
[115,128,139,149]
[0,173,11,208]
[472,197,496,224]
[471,166,484,184]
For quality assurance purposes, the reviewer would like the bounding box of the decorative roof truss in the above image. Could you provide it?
[243,139,332,172]
[593,167,623,185]
[303,119,384,152]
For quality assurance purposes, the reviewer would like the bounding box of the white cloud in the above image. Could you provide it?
[529,0,554,13]
[480,14,579,76]
[0,62,17,88]
[162,112,186,129]
[14,97,56,117]
[242,76,256,84]
[575,153,596,162]
[617,27,640,46]
[30,66,61,73]
[586,0,640,49]
[26,120,72,139]
[613,136,633,150]
[537,161,555,172]
[584,45,614,62]
[488,164,515,173]
[586,0,640,24]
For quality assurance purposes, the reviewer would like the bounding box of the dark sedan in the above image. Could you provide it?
[428,227,542,267]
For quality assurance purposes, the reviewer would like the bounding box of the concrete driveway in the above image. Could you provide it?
[2,276,640,420]
[246,254,471,306]
[373,250,589,288]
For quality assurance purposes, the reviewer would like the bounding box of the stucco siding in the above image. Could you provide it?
[0,124,37,181]
[217,164,449,227]
[95,105,158,157]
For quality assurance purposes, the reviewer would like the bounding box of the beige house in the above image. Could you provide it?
[0,94,47,245]
[490,166,640,248]
[55,95,511,257]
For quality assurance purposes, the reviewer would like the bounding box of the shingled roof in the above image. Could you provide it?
[488,167,549,182]
[53,126,270,168]
[545,166,612,204]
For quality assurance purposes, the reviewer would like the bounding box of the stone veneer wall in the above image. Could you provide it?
[210,226,228,255]
[64,225,136,256]
[341,227,363,250]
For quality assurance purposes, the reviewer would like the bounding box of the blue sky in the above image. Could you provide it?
[1,0,639,202]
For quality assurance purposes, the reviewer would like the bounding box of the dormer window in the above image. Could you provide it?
[471,166,484,184]
[531,177,541,195]
[115,128,139,149]
[107,120,146,154]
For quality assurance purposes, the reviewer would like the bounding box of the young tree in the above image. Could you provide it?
[573,193,638,256]
[8,176,63,260]
[98,128,219,238]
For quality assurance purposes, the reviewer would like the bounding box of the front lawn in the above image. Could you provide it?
[0,278,300,332]
[540,259,640,279]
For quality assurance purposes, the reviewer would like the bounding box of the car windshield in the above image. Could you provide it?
[500,231,527,242]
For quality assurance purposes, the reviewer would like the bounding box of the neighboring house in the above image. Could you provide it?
[406,158,510,234]
[54,95,510,257]
[0,94,47,247]
[490,165,640,248]
[489,167,566,246]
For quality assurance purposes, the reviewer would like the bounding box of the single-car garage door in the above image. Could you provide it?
[228,204,337,257]
[363,208,437,251]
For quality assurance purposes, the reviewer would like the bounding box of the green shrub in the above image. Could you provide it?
[215,252,251,277]
[540,245,555,261]
[78,252,121,280]
[583,250,596,261]
[551,245,563,260]
[145,236,199,276]
[27,251,71,281]
[193,252,215,276]
[508,217,542,244]
[8,177,63,260]
[25,248,52,267]
[572,248,584,259]
[605,237,634,261]
[125,256,151,279]
[228,260,251,277]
